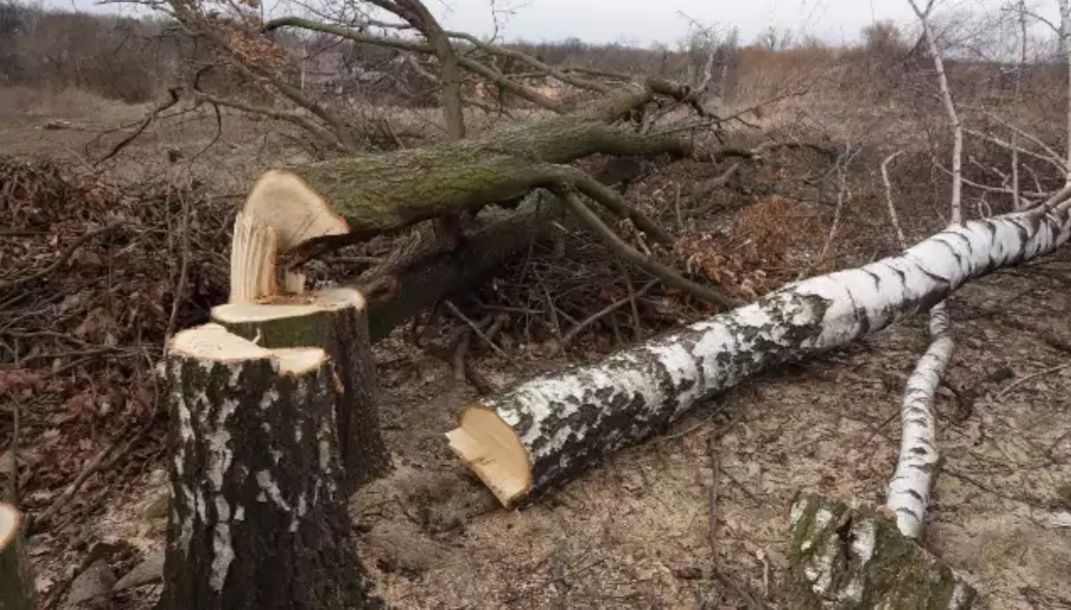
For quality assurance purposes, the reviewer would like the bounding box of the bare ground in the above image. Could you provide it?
[3,87,1069,609]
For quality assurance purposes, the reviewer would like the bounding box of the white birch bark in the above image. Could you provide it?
[885,302,953,538]
[1060,0,1071,185]
[880,3,966,539]
[466,201,1071,501]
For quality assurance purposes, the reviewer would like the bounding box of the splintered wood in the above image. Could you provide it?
[0,503,33,610]
[229,212,279,304]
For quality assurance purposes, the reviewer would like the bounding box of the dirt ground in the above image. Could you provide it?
[3,86,1070,609]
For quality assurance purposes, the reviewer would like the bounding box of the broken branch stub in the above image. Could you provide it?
[212,288,390,490]
[448,206,1071,506]
[161,324,371,610]
[0,503,33,610]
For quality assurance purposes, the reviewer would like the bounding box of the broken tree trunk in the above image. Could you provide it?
[788,494,976,609]
[358,190,565,340]
[211,288,389,490]
[241,82,689,246]
[0,503,33,610]
[448,203,1071,506]
[161,324,371,610]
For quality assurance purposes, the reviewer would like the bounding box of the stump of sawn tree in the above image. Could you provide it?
[160,324,373,610]
[212,288,389,491]
[0,503,33,610]
[788,494,976,609]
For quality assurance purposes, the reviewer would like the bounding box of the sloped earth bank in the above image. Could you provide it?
[94,257,1071,609]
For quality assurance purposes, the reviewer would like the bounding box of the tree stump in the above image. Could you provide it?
[0,503,33,610]
[212,288,389,491]
[788,494,976,609]
[161,324,373,610]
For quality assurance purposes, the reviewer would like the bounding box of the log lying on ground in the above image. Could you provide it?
[0,503,33,610]
[448,204,1071,506]
[788,494,976,609]
[161,324,371,609]
[211,288,390,490]
[885,302,954,538]
[358,191,566,341]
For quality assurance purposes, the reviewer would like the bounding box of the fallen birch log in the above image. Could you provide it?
[448,203,1071,506]
[160,324,369,609]
[0,503,33,610]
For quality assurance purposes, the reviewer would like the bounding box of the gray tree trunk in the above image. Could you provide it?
[161,324,373,609]
[212,288,389,491]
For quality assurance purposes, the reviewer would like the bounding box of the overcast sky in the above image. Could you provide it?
[46,0,1055,46]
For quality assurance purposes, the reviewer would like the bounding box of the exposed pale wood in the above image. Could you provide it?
[0,503,33,610]
[445,407,530,505]
[229,212,279,304]
[241,170,349,253]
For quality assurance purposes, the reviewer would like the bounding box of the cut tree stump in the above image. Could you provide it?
[161,324,372,610]
[788,494,976,609]
[0,503,33,610]
[211,288,389,490]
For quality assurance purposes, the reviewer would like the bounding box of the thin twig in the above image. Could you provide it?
[557,189,737,308]
[162,185,192,357]
[558,279,658,349]
[0,224,124,292]
[444,300,517,368]
[994,362,1071,399]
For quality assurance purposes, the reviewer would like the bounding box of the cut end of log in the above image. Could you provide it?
[212,287,365,325]
[0,503,19,551]
[446,406,532,507]
[169,323,326,374]
[243,169,349,253]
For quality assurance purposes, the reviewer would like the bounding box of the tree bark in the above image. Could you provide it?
[448,203,1071,506]
[161,324,372,610]
[357,191,566,341]
[244,82,689,241]
[211,289,389,491]
[0,503,33,610]
[788,494,975,609]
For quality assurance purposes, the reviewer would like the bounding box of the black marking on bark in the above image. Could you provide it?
[932,237,963,267]
[863,269,881,290]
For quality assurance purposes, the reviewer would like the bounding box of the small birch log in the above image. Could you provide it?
[788,494,976,609]
[161,324,371,610]
[0,503,33,610]
[448,205,1071,506]
[211,288,389,490]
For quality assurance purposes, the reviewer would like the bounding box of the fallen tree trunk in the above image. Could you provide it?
[161,324,370,609]
[0,503,33,610]
[211,288,389,490]
[357,191,566,341]
[448,203,1071,506]
[241,82,690,248]
[788,494,976,609]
